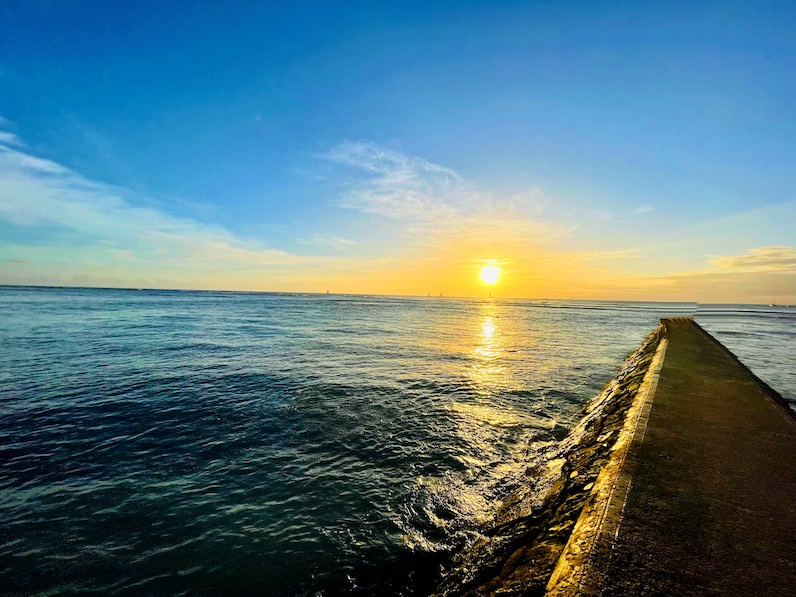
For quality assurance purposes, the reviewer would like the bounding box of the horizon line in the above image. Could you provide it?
[1,283,789,307]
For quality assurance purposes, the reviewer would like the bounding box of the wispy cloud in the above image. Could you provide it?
[0,140,277,264]
[319,141,572,248]
[711,246,796,272]
[570,248,641,262]
[304,234,358,248]
[626,270,796,303]
[319,141,467,221]
[506,187,550,213]
[633,204,653,214]
[0,131,22,147]
[0,122,364,288]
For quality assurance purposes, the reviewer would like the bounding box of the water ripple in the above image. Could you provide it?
[0,287,792,594]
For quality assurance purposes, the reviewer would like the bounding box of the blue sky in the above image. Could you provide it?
[1,1,795,301]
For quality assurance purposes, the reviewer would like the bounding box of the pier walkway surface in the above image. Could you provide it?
[547,318,796,596]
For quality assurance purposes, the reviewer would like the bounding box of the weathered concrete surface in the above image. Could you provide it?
[547,318,796,596]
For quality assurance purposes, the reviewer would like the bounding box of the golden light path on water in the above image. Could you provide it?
[413,302,562,535]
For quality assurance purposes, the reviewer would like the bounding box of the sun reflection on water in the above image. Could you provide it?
[449,307,517,470]
[429,303,557,545]
[471,308,506,394]
[481,317,495,340]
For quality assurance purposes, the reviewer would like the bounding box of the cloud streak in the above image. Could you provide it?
[320,141,466,221]
[0,131,22,147]
[320,140,573,249]
[711,246,796,272]
[304,234,358,248]
[0,141,284,265]
[0,124,366,289]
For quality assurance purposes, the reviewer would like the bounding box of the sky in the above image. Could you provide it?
[1,0,795,302]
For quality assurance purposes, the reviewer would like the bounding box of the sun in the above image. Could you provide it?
[479,264,501,285]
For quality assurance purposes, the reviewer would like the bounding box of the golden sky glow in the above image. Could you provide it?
[1,5,795,305]
[0,126,793,304]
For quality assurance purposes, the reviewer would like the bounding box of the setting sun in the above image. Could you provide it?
[479,265,501,285]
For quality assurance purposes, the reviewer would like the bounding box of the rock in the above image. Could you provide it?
[432,325,664,596]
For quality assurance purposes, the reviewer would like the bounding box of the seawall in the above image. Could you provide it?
[436,317,796,596]
[546,317,796,596]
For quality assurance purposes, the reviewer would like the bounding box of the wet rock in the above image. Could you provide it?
[432,325,664,597]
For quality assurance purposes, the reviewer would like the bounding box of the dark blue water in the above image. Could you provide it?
[1,287,793,595]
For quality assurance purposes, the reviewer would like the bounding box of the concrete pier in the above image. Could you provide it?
[547,318,796,596]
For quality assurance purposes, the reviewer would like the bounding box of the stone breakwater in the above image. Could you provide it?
[433,325,664,597]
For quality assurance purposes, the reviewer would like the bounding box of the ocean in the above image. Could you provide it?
[1,286,793,595]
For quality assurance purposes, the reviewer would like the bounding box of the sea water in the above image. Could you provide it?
[1,287,793,595]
